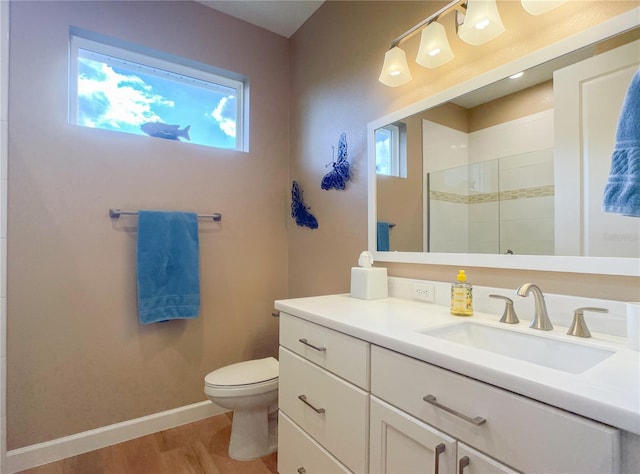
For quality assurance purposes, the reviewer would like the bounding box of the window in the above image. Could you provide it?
[375,122,407,177]
[69,28,247,151]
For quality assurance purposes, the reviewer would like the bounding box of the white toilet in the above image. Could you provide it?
[204,357,279,460]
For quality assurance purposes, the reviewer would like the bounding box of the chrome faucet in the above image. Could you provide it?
[516,283,553,331]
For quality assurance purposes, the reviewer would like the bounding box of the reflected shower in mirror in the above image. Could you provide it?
[428,150,553,255]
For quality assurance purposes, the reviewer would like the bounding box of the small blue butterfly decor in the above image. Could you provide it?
[321,132,351,190]
[291,180,318,229]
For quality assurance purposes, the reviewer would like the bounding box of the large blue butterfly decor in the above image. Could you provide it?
[291,180,318,229]
[321,132,351,190]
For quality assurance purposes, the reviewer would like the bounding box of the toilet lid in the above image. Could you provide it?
[205,357,278,386]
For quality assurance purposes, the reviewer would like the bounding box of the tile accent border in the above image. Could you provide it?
[430,185,554,204]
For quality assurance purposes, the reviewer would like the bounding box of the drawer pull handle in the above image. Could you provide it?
[298,394,326,414]
[297,468,306,474]
[434,443,446,474]
[459,455,470,474]
[298,338,326,352]
[423,394,486,426]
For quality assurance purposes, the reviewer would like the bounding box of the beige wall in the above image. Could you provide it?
[8,1,288,449]
[469,80,553,132]
[288,0,640,301]
[423,102,469,132]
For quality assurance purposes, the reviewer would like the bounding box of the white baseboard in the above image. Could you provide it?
[6,400,227,473]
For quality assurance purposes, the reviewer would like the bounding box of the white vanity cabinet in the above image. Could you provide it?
[371,345,620,474]
[278,312,370,474]
[276,299,626,474]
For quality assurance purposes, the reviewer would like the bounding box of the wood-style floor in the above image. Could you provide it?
[17,413,278,474]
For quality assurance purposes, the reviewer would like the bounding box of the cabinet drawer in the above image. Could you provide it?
[371,346,620,474]
[279,347,369,473]
[280,312,370,389]
[278,411,351,474]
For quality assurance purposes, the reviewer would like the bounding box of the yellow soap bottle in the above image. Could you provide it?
[450,270,473,316]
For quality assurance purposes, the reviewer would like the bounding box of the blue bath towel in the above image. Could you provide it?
[136,210,201,324]
[602,69,640,217]
[377,221,391,251]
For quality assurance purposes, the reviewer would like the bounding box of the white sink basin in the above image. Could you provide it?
[420,322,615,374]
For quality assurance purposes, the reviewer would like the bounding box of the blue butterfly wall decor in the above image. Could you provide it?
[321,132,351,190]
[291,180,318,229]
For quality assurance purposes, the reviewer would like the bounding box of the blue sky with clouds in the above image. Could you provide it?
[77,56,237,149]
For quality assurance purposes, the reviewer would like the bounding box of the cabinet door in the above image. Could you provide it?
[370,396,456,474]
[458,444,520,474]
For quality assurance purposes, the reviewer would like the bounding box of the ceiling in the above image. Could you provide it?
[196,1,324,38]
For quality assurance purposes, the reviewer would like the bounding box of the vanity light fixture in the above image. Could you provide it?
[378,0,466,87]
[457,0,505,46]
[416,21,454,69]
[521,0,568,16]
[378,46,413,87]
[378,0,566,87]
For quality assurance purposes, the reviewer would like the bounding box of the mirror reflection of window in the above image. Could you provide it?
[375,123,407,177]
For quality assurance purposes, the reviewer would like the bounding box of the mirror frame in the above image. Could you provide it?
[368,8,640,277]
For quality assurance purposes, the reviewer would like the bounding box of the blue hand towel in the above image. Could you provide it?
[377,221,391,251]
[136,210,200,324]
[602,69,640,217]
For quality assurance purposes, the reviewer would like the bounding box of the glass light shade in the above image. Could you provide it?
[416,22,454,69]
[458,0,505,46]
[521,0,567,15]
[378,47,412,87]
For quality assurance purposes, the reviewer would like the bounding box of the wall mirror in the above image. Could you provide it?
[367,9,640,276]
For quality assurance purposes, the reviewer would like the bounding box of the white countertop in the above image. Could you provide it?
[275,294,640,434]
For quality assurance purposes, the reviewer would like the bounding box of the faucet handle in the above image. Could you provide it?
[489,295,520,324]
[567,307,609,338]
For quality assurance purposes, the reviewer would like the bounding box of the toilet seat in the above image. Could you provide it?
[204,357,278,398]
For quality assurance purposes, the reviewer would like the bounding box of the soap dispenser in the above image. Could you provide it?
[350,251,388,300]
[450,269,473,316]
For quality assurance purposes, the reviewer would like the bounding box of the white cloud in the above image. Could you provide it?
[78,60,172,128]
[210,96,236,138]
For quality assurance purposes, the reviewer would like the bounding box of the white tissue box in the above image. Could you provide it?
[350,267,388,300]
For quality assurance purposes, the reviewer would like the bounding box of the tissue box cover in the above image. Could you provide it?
[351,267,388,300]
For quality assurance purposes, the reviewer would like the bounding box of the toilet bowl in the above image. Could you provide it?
[204,357,279,461]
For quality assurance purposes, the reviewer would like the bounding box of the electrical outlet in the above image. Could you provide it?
[412,282,435,302]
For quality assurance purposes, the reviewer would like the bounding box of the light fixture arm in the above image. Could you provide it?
[389,0,467,48]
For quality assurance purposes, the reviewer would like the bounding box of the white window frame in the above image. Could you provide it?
[376,122,407,178]
[69,28,248,151]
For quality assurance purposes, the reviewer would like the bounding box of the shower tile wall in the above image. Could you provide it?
[430,200,470,253]
[425,121,470,253]
[427,110,554,255]
[499,149,554,255]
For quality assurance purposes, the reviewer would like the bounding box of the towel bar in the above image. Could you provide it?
[109,208,222,222]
